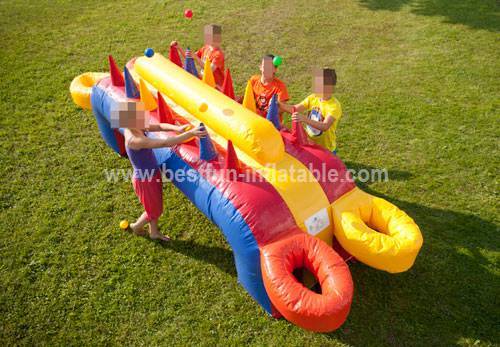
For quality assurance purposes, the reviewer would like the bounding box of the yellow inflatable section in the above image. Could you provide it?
[70,72,109,109]
[331,188,423,273]
[134,54,284,164]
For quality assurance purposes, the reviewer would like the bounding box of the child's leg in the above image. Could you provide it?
[133,171,169,241]
[149,219,170,241]
[130,211,149,235]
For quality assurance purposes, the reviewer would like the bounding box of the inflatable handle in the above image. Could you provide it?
[70,72,109,109]
[260,232,353,332]
[331,187,423,273]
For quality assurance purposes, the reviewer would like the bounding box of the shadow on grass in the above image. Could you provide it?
[357,0,500,32]
[328,181,499,346]
[159,238,237,277]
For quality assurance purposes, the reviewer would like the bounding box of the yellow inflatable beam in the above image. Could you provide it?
[135,54,284,164]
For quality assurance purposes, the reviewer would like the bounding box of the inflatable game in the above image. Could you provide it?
[70,48,423,332]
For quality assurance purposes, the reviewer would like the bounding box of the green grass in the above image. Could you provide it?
[0,0,499,345]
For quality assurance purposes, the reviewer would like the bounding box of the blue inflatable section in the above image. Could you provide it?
[90,85,273,314]
[91,85,121,154]
[154,145,272,313]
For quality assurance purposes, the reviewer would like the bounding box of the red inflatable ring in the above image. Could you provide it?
[260,233,353,332]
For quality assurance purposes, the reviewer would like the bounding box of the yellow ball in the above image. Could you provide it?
[119,220,129,229]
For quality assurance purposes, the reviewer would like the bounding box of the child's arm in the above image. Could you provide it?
[209,52,224,74]
[279,102,306,114]
[292,113,335,132]
[192,51,203,67]
[171,42,203,66]
[125,126,206,150]
[148,123,190,133]
[171,41,186,59]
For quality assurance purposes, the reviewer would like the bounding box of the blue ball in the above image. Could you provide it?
[144,48,154,57]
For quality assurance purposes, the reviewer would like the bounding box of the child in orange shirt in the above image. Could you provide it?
[248,54,289,118]
[172,24,225,88]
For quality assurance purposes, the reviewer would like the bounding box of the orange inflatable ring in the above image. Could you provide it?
[260,233,353,332]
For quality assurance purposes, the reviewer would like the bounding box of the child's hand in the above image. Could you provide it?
[292,112,306,123]
[188,126,208,138]
[176,124,191,133]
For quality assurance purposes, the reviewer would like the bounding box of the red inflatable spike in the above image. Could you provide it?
[291,119,308,145]
[108,55,124,86]
[224,140,241,179]
[169,45,183,68]
[157,92,175,124]
[222,69,235,99]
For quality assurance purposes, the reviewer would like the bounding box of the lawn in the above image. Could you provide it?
[0,0,499,345]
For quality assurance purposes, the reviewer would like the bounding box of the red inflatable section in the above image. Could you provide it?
[261,233,353,332]
[281,129,355,203]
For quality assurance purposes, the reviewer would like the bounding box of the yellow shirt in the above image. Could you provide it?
[299,94,342,151]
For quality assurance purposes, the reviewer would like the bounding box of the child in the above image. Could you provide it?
[248,54,289,119]
[112,101,207,241]
[280,68,342,153]
[172,24,225,88]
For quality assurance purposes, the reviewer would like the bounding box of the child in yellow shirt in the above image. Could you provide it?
[281,68,342,153]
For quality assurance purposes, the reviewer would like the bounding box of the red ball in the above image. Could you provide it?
[184,9,193,19]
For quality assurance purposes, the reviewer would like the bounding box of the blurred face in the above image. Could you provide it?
[260,57,276,80]
[204,27,221,48]
[313,73,334,98]
[110,101,148,129]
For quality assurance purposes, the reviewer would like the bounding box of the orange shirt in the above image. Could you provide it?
[196,45,225,87]
[249,75,289,117]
